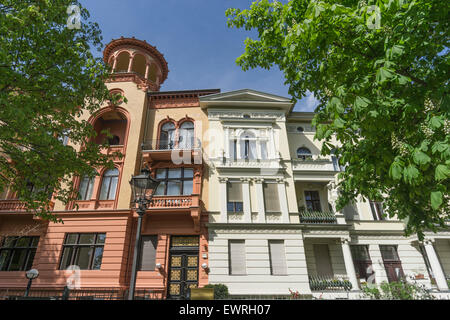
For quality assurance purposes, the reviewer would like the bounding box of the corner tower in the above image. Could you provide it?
[104,37,169,91]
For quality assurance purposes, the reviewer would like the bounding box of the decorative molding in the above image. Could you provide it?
[218,177,229,183]
[208,110,285,121]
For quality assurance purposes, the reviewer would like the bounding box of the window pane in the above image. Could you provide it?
[25,250,36,270]
[107,176,118,200]
[99,177,111,200]
[183,169,194,178]
[183,180,193,195]
[167,181,181,195]
[92,247,104,270]
[156,169,167,179]
[4,237,16,247]
[78,177,89,200]
[227,202,234,212]
[0,251,9,271]
[60,247,73,269]
[16,237,30,247]
[8,249,27,271]
[79,234,96,244]
[235,202,243,212]
[168,168,182,179]
[96,234,106,244]
[76,247,93,270]
[65,234,78,244]
[85,178,94,200]
[104,168,119,177]
[155,182,166,195]
[261,141,268,160]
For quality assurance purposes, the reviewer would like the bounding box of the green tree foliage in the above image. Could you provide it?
[226,0,449,238]
[204,284,230,299]
[361,280,435,300]
[0,0,118,221]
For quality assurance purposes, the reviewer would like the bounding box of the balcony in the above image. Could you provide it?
[148,195,196,209]
[299,210,337,224]
[141,139,202,162]
[292,157,340,182]
[0,200,55,213]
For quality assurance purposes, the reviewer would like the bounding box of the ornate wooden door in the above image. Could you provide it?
[167,236,199,299]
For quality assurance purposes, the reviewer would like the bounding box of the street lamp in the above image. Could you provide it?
[128,168,161,300]
[24,269,39,297]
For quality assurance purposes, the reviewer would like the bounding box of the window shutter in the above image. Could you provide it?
[229,240,246,275]
[228,183,243,202]
[139,236,158,270]
[264,183,280,212]
[269,240,287,275]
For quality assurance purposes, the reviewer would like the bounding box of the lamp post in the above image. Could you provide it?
[24,269,39,297]
[128,168,161,300]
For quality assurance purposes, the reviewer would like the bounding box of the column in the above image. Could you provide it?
[276,178,290,223]
[127,54,134,72]
[218,177,228,223]
[424,239,449,291]
[112,56,117,71]
[368,244,389,285]
[144,64,150,79]
[341,238,360,291]
[241,178,251,223]
[224,127,230,161]
[254,178,266,223]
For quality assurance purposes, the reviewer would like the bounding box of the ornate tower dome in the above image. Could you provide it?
[103,37,169,91]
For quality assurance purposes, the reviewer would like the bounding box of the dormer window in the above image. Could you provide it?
[297,147,312,160]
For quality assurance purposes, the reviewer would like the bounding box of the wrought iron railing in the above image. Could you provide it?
[141,138,201,151]
[299,210,337,224]
[309,275,352,291]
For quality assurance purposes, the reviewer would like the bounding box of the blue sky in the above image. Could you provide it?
[81,0,318,111]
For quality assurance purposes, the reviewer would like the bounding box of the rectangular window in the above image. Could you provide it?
[229,240,246,275]
[350,245,374,283]
[370,201,384,220]
[313,244,333,276]
[59,233,106,270]
[380,245,404,282]
[268,240,287,275]
[304,191,321,212]
[260,141,268,160]
[154,168,194,196]
[227,182,243,213]
[139,236,158,271]
[264,182,280,212]
[0,236,39,271]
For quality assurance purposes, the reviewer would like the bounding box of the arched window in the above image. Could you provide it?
[78,174,95,200]
[297,147,312,160]
[297,126,304,133]
[115,51,130,73]
[159,122,176,150]
[240,132,256,160]
[131,54,146,78]
[179,121,194,149]
[99,169,119,200]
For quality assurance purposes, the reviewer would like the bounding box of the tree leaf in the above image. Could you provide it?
[435,164,450,181]
[430,191,443,210]
[389,162,403,180]
[403,164,419,184]
[412,150,431,165]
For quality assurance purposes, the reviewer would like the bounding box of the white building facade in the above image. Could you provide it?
[200,89,450,299]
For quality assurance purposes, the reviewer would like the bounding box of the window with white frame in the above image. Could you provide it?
[227,128,271,161]
[369,200,385,220]
[268,240,288,275]
[229,240,246,275]
[263,182,280,212]
[227,182,243,213]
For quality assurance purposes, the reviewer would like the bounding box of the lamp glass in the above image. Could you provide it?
[26,269,39,280]
[130,169,160,201]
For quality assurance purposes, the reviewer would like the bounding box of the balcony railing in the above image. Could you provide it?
[309,275,352,291]
[148,195,194,209]
[292,156,340,172]
[299,210,337,224]
[141,138,201,151]
[0,200,55,212]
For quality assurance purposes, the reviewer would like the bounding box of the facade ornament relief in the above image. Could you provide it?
[327,181,340,213]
